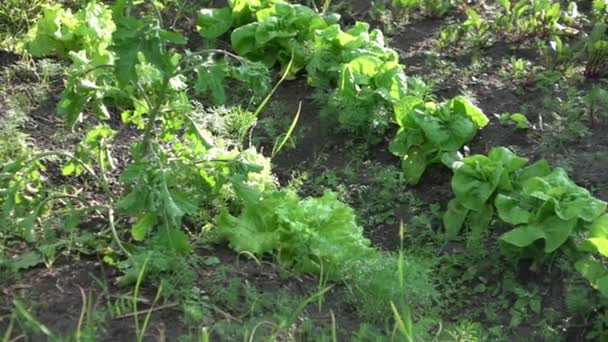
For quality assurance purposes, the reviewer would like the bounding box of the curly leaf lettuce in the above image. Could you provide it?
[216,184,374,278]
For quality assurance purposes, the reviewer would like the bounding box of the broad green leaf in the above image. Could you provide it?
[255,17,296,44]
[500,216,577,253]
[444,199,469,239]
[451,96,489,128]
[589,214,608,238]
[393,97,423,127]
[345,55,383,84]
[576,256,608,297]
[231,23,257,55]
[451,155,503,210]
[389,128,425,157]
[440,151,462,169]
[510,113,530,128]
[8,251,44,271]
[499,225,545,248]
[541,216,577,253]
[517,160,551,182]
[579,238,608,257]
[488,147,529,173]
[401,147,429,185]
[198,7,233,39]
[495,194,531,225]
[374,64,407,103]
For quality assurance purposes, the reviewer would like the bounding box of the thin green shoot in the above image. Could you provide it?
[12,300,54,339]
[272,101,302,158]
[133,253,151,340]
[138,281,164,342]
[199,327,210,342]
[276,285,334,337]
[330,309,338,342]
[76,285,87,342]
[390,301,413,342]
[2,314,15,342]
[251,52,295,119]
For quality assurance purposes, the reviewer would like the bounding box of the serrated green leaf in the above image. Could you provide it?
[132,213,157,241]
[9,251,44,271]
[158,228,192,254]
[195,62,227,104]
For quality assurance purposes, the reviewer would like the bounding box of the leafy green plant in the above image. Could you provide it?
[389,96,489,185]
[20,1,115,59]
[497,168,606,254]
[216,183,374,278]
[344,254,436,326]
[585,24,608,79]
[575,214,608,294]
[443,147,530,243]
[436,8,491,51]
[438,0,577,52]
[593,0,608,20]
[391,0,453,19]
[495,0,572,41]
[499,112,530,129]
[230,2,337,77]
[2,0,276,270]
[199,1,412,133]
[444,146,608,262]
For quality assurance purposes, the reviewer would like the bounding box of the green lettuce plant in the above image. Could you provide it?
[216,183,375,278]
[198,1,411,133]
[444,146,608,261]
[389,96,489,185]
[576,215,608,297]
[443,147,530,241]
[497,168,607,253]
[20,1,115,58]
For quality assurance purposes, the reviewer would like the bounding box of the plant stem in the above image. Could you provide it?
[140,76,170,156]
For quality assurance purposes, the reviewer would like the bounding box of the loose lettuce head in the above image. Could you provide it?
[498,168,607,253]
[216,184,375,278]
[390,96,489,185]
[443,147,528,240]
